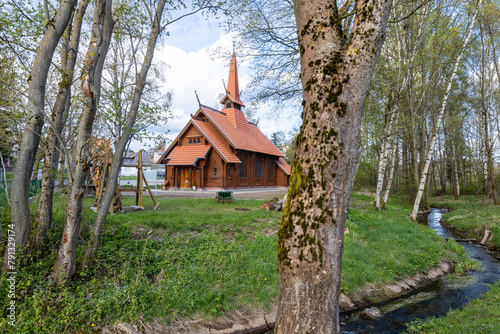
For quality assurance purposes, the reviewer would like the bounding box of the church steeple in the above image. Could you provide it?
[221,52,245,109]
[227,52,244,106]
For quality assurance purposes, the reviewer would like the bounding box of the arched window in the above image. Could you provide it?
[255,157,261,178]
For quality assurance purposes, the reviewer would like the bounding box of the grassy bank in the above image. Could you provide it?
[430,195,500,252]
[406,282,500,333]
[0,193,475,333]
[404,195,500,333]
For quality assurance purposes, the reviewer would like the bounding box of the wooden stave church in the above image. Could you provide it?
[156,52,291,190]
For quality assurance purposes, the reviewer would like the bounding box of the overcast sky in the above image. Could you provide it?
[129,11,301,151]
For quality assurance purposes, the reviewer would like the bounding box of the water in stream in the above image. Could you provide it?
[339,208,500,334]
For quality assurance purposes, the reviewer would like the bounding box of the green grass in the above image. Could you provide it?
[406,282,500,334]
[120,175,138,180]
[0,193,476,333]
[429,195,500,250]
[341,193,477,294]
[120,175,164,181]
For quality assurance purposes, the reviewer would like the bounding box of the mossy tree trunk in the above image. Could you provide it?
[275,1,393,333]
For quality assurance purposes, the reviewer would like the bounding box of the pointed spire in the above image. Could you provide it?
[226,52,244,107]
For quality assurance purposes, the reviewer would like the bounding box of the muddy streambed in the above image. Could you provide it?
[337,208,500,334]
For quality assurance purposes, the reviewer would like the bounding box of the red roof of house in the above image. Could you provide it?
[200,106,284,157]
[165,145,211,166]
[276,157,291,175]
[192,119,241,163]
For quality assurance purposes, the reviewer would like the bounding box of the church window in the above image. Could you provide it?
[267,159,274,179]
[255,157,261,178]
[240,155,247,178]
[213,167,217,178]
[226,102,232,108]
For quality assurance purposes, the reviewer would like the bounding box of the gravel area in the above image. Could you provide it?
[120,188,288,200]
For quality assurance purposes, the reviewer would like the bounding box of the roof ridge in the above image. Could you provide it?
[200,104,220,113]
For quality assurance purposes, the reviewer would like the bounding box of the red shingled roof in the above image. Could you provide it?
[192,119,241,163]
[276,157,291,175]
[200,106,284,157]
[166,145,211,166]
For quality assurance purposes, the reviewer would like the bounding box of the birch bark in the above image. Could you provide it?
[382,128,398,206]
[375,110,395,210]
[410,0,483,221]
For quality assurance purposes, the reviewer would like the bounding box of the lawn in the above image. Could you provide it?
[0,193,476,333]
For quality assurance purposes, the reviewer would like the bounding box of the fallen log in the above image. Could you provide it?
[480,228,491,245]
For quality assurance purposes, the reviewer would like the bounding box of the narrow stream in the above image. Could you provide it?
[339,208,500,334]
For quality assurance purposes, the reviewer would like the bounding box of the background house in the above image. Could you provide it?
[120,151,152,176]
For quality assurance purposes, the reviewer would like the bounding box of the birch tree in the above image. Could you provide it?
[374,105,396,209]
[382,135,397,205]
[276,0,392,332]
[410,0,483,221]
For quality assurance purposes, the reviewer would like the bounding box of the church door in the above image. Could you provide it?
[180,168,191,188]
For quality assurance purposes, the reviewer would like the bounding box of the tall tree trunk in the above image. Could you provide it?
[52,0,114,286]
[410,1,482,221]
[34,0,89,251]
[275,1,392,333]
[2,0,77,271]
[80,0,167,270]
[438,136,446,194]
[383,135,398,206]
[375,109,396,210]
[484,105,498,204]
[451,140,460,200]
